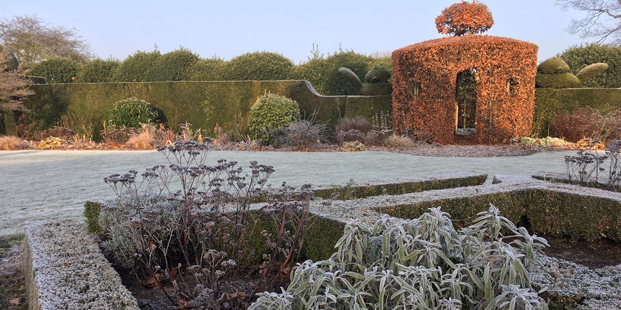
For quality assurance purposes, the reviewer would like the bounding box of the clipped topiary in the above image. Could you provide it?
[296,50,373,95]
[436,0,494,36]
[77,58,120,83]
[337,67,362,93]
[184,57,226,81]
[576,63,609,82]
[559,44,621,88]
[146,48,199,81]
[0,44,19,71]
[360,83,392,95]
[223,51,294,81]
[537,57,570,74]
[535,72,581,88]
[248,92,300,144]
[107,98,160,128]
[112,50,161,82]
[29,58,80,83]
[365,65,391,83]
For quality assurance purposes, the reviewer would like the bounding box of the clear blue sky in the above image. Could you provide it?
[1,0,590,64]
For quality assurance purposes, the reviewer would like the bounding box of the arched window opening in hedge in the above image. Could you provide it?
[506,77,519,98]
[392,36,538,144]
[455,69,477,136]
[408,81,421,100]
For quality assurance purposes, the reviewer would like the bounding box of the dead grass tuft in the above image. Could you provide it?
[0,135,26,150]
[126,125,155,150]
[385,134,415,148]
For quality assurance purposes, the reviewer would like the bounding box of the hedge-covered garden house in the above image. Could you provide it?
[391,1,538,144]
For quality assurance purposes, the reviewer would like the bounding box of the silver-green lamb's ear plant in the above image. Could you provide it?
[250,204,549,310]
[486,285,549,310]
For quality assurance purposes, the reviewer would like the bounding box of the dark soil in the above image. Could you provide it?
[0,243,27,310]
[116,264,291,310]
[542,235,621,269]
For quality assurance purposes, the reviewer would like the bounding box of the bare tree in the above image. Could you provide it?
[0,15,92,66]
[557,0,621,45]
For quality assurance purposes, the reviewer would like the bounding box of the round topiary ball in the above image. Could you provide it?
[248,92,300,144]
[107,98,160,128]
[537,57,570,74]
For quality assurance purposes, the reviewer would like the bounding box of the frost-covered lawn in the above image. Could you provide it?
[0,149,573,239]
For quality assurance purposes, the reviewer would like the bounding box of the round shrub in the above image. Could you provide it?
[30,58,80,83]
[248,92,300,144]
[107,98,159,128]
[184,58,226,81]
[147,48,199,81]
[77,58,120,83]
[113,50,161,82]
[537,57,570,74]
[223,51,294,81]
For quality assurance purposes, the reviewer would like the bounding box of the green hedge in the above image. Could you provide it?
[313,174,487,200]
[532,88,621,137]
[376,188,621,242]
[23,81,392,141]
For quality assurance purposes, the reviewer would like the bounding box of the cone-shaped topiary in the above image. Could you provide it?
[537,57,570,74]
[0,44,19,71]
[248,92,300,145]
[365,65,391,83]
[535,72,581,88]
[576,63,609,82]
[337,67,362,93]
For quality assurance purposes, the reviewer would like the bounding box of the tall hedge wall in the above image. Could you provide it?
[532,88,621,137]
[22,81,391,141]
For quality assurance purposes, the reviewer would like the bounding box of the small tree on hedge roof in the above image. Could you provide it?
[435,0,494,36]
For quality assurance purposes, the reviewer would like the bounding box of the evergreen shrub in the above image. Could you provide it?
[223,51,294,81]
[77,58,120,83]
[107,98,159,128]
[248,92,300,144]
[30,58,80,83]
[147,48,199,81]
[184,58,226,81]
[112,50,161,82]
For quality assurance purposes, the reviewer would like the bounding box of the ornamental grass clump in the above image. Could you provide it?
[250,205,549,310]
